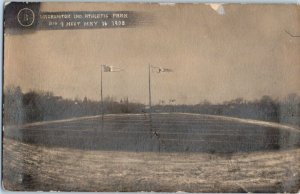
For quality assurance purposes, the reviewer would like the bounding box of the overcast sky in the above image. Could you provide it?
[4,3,300,104]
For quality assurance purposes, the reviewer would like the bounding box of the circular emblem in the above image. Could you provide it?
[17,8,35,27]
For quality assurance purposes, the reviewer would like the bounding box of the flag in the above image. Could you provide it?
[103,65,123,72]
[152,66,173,73]
[158,68,173,73]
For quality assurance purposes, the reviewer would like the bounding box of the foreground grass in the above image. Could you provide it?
[3,138,300,192]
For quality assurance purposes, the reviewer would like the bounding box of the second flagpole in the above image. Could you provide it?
[101,64,104,121]
[148,64,152,116]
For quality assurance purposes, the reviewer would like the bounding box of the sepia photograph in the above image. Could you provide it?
[2,2,300,192]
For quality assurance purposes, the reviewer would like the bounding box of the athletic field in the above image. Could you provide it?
[3,113,300,192]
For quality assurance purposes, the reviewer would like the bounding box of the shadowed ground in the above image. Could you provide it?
[4,113,300,153]
[3,113,300,192]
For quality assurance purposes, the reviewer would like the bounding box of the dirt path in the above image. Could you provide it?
[3,138,300,192]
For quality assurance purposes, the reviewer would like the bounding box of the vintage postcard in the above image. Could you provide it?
[2,2,300,192]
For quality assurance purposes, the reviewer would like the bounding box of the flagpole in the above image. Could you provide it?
[148,64,152,115]
[149,64,157,150]
[101,64,104,121]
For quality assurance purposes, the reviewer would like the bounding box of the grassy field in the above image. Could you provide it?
[3,113,300,192]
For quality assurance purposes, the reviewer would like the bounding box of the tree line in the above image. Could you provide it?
[3,86,300,126]
[3,86,145,125]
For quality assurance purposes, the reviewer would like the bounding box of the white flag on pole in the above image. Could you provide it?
[158,67,172,73]
[152,66,173,73]
[103,65,124,72]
